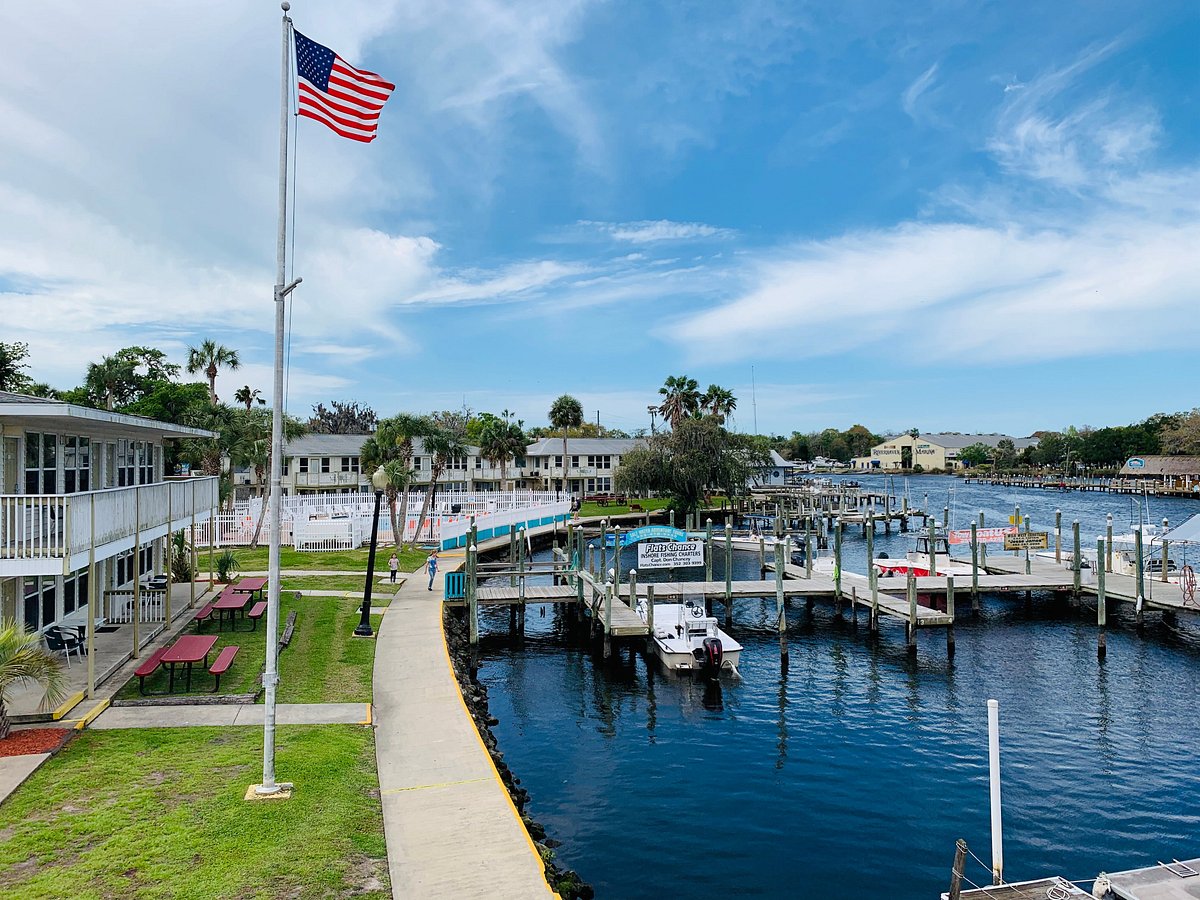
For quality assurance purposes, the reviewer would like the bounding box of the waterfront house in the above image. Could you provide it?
[523,437,644,496]
[858,433,1038,471]
[1118,455,1200,493]
[0,390,219,697]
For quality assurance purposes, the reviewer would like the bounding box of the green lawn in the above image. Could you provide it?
[224,546,427,573]
[116,597,380,702]
[577,496,673,519]
[281,574,400,594]
[0,726,388,900]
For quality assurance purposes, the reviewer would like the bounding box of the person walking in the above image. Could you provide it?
[426,550,439,591]
[388,552,399,584]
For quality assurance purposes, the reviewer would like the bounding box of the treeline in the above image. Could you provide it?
[772,425,883,463]
[976,412,1200,470]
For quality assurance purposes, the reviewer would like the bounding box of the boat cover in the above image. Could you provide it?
[1162,514,1200,545]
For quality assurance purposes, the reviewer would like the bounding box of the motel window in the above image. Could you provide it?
[23,579,39,631]
[554,456,563,469]
[282,460,289,476]
[515,456,525,468]
[320,458,331,474]
[475,456,482,469]
[340,457,359,473]
[25,432,58,494]
[298,458,309,474]
[571,456,580,468]
[140,442,154,485]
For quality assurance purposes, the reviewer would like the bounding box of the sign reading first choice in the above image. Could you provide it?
[637,540,704,570]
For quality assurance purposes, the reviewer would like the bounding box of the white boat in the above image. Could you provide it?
[1038,523,1184,582]
[638,600,742,676]
[874,531,973,579]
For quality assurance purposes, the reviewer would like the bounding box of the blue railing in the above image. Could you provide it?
[444,571,466,600]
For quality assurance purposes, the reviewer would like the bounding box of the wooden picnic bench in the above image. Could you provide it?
[208,645,239,691]
[135,646,171,695]
[247,601,267,630]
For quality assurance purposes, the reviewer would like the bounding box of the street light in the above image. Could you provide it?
[355,466,389,637]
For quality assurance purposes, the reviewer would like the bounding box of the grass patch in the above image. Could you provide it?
[280,573,405,596]
[115,597,380,702]
[577,496,673,519]
[0,725,388,900]
[224,546,427,573]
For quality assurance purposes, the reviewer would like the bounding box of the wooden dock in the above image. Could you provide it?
[943,876,1090,899]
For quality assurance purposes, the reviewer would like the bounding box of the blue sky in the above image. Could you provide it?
[2,1,1198,437]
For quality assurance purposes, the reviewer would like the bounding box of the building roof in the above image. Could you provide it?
[767,450,798,468]
[0,391,216,438]
[525,437,644,456]
[285,433,375,457]
[1119,455,1200,477]
[918,433,1038,450]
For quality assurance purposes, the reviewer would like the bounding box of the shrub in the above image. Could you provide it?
[216,550,240,583]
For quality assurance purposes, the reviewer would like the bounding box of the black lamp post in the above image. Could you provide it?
[356,466,388,637]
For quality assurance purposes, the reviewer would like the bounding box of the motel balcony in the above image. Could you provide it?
[292,471,365,488]
[0,476,220,577]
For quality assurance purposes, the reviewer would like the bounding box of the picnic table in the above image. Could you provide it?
[161,634,218,692]
[213,588,251,630]
[232,577,268,602]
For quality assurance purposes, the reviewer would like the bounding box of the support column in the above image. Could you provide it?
[86,495,96,698]
[132,486,142,658]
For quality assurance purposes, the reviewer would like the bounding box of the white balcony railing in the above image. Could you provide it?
[0,477,220,564]
[293,471,363,487]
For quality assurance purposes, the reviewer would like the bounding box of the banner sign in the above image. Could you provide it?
[637,539,704,569]
[948,526,1017,545]
[605,526,687,547]
[1127,457,1145,469]
[1004,531,1049,551]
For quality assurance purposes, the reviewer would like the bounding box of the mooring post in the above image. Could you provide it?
[1134,525,1145,625]
[988,699,1004,885]
[865,510,875,583]
[970,522,980,611]
[1096,536,1107,660]
[851,585,859,625]
[612,525,622,585]
[705,518,714,582]
[869,541,879,634]
[467,542,479,645]
[943,505,949,528]
[628,569,638,614]
[1106,513,1113,572]
[603,578,612,659]
[946,576,955,658]
[586,543,595,578]
[1072,520,1081,596]
[949,839,968,900]
[599,519,609,579]
[833,521,843,611]
[646,583,655,634]
[978,509,985,530]
[724,522,733,628]
[906,570,917,652]
[805,530,814,578]
[1013,505,1021,556]
[1162,517,1170,583]
[1054,509,1062,564]
[1023,515,1031,576]
[509,528,517,587]
[669,508,675,529]
[775,540,788,661]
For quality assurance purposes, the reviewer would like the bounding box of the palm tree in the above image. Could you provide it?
[0,623,66,741]
[234,385,265,410]
[548,395,583,495]
[479,417,526,491]
[186,340,240,406]
[701,384,737,425]
[658,375,700,429]
[362,413,433,549]
[411,418,467,546]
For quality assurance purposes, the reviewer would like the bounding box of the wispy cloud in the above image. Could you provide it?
[902,63,940,120]
[582,219,735,243]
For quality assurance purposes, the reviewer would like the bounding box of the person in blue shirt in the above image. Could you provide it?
[426,551,439,591]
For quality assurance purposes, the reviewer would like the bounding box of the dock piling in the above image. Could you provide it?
[1106,514,1113,572]
[833,521,843,612]
[906,571,917,652]
[1054,509,1062,564]
[612,525,622,586]
[467,543,478,645]
[949,839,968,900]
[774,540,788,661]
[724,523,733,628]
[970,522,980,612]
[646,584,655,634]
[1072,520,1081,597]
[603,577,612,659]
[987,699,1004,886]
[1162,518,1170,583]
[946,576,955,658]
[1096,537,1107,660]
[705,518,714,582]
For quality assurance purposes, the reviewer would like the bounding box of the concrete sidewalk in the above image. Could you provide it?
[90,702,371,729]
[0,753,50,807]
[373,568,555,898]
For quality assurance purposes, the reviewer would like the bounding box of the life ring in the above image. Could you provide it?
[691,606,703,618]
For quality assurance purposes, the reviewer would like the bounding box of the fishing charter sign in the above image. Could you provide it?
[637,539,704,569]
[947,526,1018,545]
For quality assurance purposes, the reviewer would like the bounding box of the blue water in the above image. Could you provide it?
[474,477,1200,898]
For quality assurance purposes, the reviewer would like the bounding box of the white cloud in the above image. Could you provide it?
[583,219,735,243]
[902,63,939,120]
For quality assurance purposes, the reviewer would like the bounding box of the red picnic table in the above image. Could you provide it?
[162,634,219,692]
[232,577,268,602]
[213,588,252,630]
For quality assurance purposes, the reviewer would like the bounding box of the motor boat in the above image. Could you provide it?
[873,530,973,579]
[638,599,742,677]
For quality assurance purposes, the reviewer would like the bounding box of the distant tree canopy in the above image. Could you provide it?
[775,425,883,463]
[615,418,770,517]
[0,341,33,392]
[307,400,378,435]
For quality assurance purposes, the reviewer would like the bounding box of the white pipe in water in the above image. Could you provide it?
[988,698,1004,885]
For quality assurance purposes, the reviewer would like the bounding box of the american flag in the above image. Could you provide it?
[293,30,394,143]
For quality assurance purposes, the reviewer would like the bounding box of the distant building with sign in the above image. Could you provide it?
[1118,456,1200,493]
[853,433,1038,472]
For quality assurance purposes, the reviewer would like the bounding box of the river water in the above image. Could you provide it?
[473,476,1200,898]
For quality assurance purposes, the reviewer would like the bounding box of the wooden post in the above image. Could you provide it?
[1106,514,1113,572]
[669,508,675,529]
[943,505,949,528]
[949,839,968,900]
[1072,520,1081,596]
[1134,525,1145,626]
[946,576,955,657]
[1096,537,1106,660]
[705,518,713,582]
[509,528,517,587]
[646,584,655,634]
[603,579,612,659]
[628,568,638,615]
[978,509,985,529]
[758,536,766,575]
[612,525,622,586]
[805,530,814,578]
[906,570,917,651]
[189,516,197,609]
[833,521,843,611]
[1054,509,1062,564]
[970,522,980,611]
[599,519,608,578]
[518,528,527,633]
[1012,504,1021,556]
[468,543,479,645]
[869,549,879,634]
[1023,515,1031,575]
[774,540,788,661]
[724,522,733,628]
[850,585,858,625]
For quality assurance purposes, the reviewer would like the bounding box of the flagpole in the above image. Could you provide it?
[257,0,296,798]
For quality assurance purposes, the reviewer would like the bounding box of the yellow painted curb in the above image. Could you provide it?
[440,619,560,897]
[359,703,373,726]
[51,690,85,721]
[73,698,111,730]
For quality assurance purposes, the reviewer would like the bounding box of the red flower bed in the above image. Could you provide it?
[0,727,71,758]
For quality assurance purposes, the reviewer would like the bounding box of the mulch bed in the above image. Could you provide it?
[0,728,72,758]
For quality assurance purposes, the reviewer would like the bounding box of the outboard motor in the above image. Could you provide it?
[702,637,724,677]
